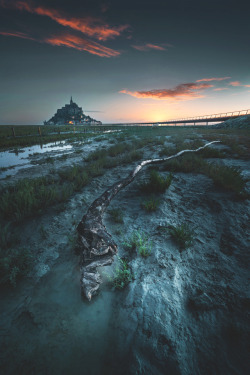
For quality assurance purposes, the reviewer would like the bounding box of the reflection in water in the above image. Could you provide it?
[0,141,73,177]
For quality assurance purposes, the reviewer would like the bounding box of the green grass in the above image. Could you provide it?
[0,164,91,221]
[108,208,124,223]
[107,257,133,290]
[0,137,145,222]
[87,160,105,177]
[0,177,58,220]
[108,143,132,157]
[169,223,194,250]
[0,247,34,287]
[163,153,246,194]
[207,164,245,193]
[123,230,152,257]
[85,149,107,161]
[159,146,176,157]
[0,223,12,249]
[140,170,173,193]
[123,149,143,163]
[142,196,160,212]
[199,147,225,158]
[163,154,207,173]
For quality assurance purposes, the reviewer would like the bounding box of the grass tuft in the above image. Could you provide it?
[0,247,34,287]
[142,196,160,212]
[123,230,152,257]
[140,170,173,193]
[108,208,124,223]
[169,223,194,250]
[107,257,133,290]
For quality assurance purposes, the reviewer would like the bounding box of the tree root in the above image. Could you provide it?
[77,140,220,300]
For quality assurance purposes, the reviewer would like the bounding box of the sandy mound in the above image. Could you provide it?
[215,115,250,129]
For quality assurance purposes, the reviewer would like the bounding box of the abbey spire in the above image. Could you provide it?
[44,97,102,125]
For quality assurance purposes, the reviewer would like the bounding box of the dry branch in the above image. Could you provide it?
[77,140,220,300]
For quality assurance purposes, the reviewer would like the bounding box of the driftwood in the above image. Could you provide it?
[77,141,219,300]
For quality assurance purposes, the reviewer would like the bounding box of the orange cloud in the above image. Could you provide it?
[119,82,213,101]
[45,34,120,57]
[229,81,250,87]
[0,29,120,57]
[0,30,35,41]
[196,77,231,82]
[213,88,229,91]
[132,43,166,51]
[2,0,129,41]
[229,81,241,86]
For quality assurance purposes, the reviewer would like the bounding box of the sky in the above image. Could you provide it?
[0,0,250,124]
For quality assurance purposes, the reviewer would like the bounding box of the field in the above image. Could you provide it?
[0,123,249,375]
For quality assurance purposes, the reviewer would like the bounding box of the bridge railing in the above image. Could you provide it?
[169,109,249,122]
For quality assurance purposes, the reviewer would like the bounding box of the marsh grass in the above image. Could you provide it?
[0,247,34,286]
[163,154,207,173]
[123,149,143,163]
[169,223,194,250]
[207,165,245,193]
[44,156,54,164]
[88,160,105,177]
[159,146,176,157]
[0,223,12,249]
[123,230,152,257]
[0,177,58,220]
[57,153,69,160]
[140,170,173,194]
[142,196,160,212]
[85,149,107,161]
[108,208,124,223]
[199,147,225,158]
[0,137,144,221]
[108,143,131,157]
[107,257,133,290]
[163,153,246,194]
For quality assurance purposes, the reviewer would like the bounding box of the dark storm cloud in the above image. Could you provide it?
[120,82,213,101]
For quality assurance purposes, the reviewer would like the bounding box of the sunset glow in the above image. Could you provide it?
[0,0,249,124]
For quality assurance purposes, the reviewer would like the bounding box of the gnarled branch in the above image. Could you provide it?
[77,141,220,300]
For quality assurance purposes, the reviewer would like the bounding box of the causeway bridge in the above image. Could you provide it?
[108,108,250,126]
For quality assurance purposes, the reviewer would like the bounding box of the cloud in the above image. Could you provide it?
[45,34,120,57]
[229,81,250,87]
[1,0,129,41]
[229,81,241,86]
[132,43,166,51]
[119,82,213,101]
[213,88,229,91]
[0,30,35,41]
[196,77,231,82]
[0,29,120,57]
[101,3,110,13]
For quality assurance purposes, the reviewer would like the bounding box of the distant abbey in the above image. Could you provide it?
[44,97,102,125]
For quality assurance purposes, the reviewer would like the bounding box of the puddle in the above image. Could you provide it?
[0,141,73,178]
